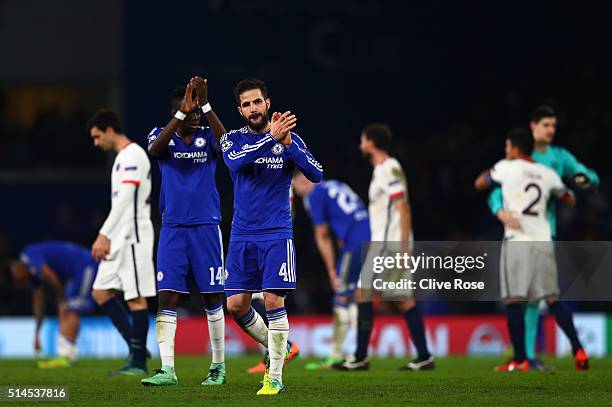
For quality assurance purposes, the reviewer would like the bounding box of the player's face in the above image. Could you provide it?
[10,261,29,285]
[505,139,520,160]
[171,99,201,135]
[530,117,556,145]
[237,89,270,132]
[359,133,373,157]
[90,126,114,151]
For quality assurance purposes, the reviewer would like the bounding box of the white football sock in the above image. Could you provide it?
[57,334,78,362]
[205,304,225,364]
[157,309,177,369]
[267,308,289,382]
[236,307,268,348]
[332,304,350,358]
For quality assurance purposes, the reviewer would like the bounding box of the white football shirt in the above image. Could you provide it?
[100,142,152,247]
[490,158,568,241]
[368,157,411,241]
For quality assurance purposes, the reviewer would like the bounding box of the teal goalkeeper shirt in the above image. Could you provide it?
[487,145,600,238]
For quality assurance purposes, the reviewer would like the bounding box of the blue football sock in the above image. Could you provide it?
[507,303,526,362]
[404,306,430,360]
[100,297,132,351]
[549,302,582,355]
[355,302,373,361]
[131,309,149,364]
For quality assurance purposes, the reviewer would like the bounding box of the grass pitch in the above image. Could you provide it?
[1,355,611,406]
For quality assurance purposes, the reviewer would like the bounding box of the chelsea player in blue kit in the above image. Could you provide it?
[142,78,228,386]
[293,174,370,370]
[10,241,98,368]
[221,79,323,395]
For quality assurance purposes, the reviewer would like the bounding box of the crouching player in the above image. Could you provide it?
[293,175,368,369]
[10,241,98,368]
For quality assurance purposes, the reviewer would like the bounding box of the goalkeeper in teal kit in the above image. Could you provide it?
[488,106,599,370]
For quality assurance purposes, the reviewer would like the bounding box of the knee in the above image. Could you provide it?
[127,296,148,311]
[263,292,284,310]
[203,293,224,310]
[91,289,112,305]
[227,299,249,318]
[398,297,416,312]
[158,292,178,310]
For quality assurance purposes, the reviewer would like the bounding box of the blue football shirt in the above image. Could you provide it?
[304,179,370,248]
[147,126,221,226]
[221,127,323,241]
[20,241,94,289]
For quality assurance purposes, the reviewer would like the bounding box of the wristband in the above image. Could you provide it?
[174,111,186,120]
[201,103,212,114]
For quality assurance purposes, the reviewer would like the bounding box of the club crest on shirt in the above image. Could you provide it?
[272,143,285,155]
[195,137,206,148]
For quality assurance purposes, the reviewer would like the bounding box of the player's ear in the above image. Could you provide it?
[266,98,271,110]
[237,106,242,115]
[529,121,537,131]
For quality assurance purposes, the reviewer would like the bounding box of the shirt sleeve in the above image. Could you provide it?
[380,162,407,200]
[204,127,220,155]
[559,147,600,186]
[489,159,509,184]
[549,171,570,198]
[20,250,43,289]
[147,127,162,147]
[285,134,324,183]
[100,148,149,238]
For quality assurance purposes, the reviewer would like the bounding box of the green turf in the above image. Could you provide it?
[1,356,611,406]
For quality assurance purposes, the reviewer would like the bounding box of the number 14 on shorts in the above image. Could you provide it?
[209,266,227,286]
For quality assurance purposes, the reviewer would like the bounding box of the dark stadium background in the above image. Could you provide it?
[1,0,610,317]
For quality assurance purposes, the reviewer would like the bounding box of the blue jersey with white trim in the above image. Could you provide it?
[147,126,221,226]
[304,180,370,249]
[20,241,95,290]
[221,126,323,241]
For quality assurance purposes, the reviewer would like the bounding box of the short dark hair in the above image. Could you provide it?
[530,105,556,123]
[233,79,267,104]
[87,109,123,133]
[507,127,534,156]
[362,123,393,152]
[170,86,186,108]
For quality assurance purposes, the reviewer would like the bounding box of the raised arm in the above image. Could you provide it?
[191,76,226,143]
[286,134,323,183]
[560,148,600,189]
[148,81,199,157]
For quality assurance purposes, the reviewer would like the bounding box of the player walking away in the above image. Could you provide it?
[487,106,598,370]
[222,79,323,395]
[88,110,156,376]
[10,241,98,368]
[293,174,368,370]
[334,124,434,372]
[141,77,228,387]
[475,128,589,372]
